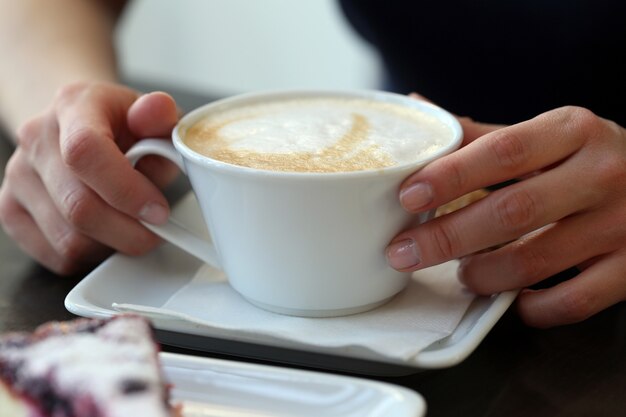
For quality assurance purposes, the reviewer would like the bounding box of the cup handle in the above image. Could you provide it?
[125,139,222,268]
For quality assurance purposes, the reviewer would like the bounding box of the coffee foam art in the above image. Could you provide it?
[183,97,454,173]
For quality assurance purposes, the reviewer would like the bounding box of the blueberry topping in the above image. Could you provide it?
[0,334,29,349]
[23,377,73,417]
[120,378,149,395]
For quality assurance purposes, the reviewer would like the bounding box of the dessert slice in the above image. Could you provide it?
[0,315,181,417]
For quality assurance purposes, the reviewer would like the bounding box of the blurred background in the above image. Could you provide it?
[115,0,382,97]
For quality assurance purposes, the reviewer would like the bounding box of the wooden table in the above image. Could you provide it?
[1,85,625,417]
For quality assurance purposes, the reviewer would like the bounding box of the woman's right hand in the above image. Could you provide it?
[0,82,180,275]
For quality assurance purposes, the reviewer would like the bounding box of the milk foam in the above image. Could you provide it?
[184,97,454,173]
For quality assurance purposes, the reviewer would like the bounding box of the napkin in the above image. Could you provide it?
[114,260,474,362]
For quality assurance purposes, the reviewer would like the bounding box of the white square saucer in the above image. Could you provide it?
[162,352,426,417]
[65,193,517,376]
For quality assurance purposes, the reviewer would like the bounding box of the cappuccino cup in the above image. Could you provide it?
[126,90,463,317]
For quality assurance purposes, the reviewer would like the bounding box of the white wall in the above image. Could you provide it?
[116,0,381,96]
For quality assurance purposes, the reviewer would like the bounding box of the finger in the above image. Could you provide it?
[19,112,163,256]
[5,148,103,256]
[20,149,160,259]
[0,181,95,275]
[2,201,78,274]
[399,107,592,213]
[458,207,623,294]
[19,125,164,257]
[8,146,120,269]
[0,181,58,270]
[516,251,626,328]
[134,156,181,191]
[127,92,179,138]
[54,85,170,224]
[387,159,597,271]
[126,92,181,189]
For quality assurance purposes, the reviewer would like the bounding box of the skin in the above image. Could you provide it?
[1,1,625,328]
[0,0,125,132]
[0,84,179,275]
[0,0,178,274]
[386,105,626,328]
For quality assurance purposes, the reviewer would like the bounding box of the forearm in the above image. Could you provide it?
[0,0,127,139]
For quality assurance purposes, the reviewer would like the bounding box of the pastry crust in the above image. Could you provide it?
[0,315,181,417]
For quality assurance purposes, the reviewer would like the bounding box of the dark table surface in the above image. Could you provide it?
[1,84,625,417]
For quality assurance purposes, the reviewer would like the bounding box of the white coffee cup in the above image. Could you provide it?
[126,90,463,317]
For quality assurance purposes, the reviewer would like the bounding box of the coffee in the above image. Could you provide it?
[183,97,454,173]
[127,90,463,316]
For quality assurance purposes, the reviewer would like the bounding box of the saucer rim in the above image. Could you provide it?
[64,192,517,373]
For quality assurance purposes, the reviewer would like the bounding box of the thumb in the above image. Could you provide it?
[126,92,181,190]
[127,92,179,138]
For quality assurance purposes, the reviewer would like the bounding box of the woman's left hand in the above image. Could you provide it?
[386,106,626,328]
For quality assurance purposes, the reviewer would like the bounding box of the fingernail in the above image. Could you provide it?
[139,202,168,224]
[386,239,420,270]
[400,182,433,212]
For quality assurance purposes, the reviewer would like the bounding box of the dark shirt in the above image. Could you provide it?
[338,0,626,126]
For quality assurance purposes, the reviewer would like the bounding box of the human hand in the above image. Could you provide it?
[0,82,180,275]
[386,106,626,327]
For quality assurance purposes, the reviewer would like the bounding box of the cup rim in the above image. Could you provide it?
[172,89,463,179]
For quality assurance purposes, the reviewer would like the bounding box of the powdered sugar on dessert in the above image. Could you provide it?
[0,316,174,417]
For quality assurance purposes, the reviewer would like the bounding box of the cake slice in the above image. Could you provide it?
[0,315,181,417]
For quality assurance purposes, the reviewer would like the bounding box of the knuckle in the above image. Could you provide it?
[492,188,539,233]
[592,152,626,187]
[428,221,461,260]
[560,106,601,137]
[54,82,89,104]
[15,117,43,152]
[61,187,96,229]
[488,130,528,170]
[438,156,467,192]
[61,127,98,170]
[55,229,89,265]
[603,119,625,141]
